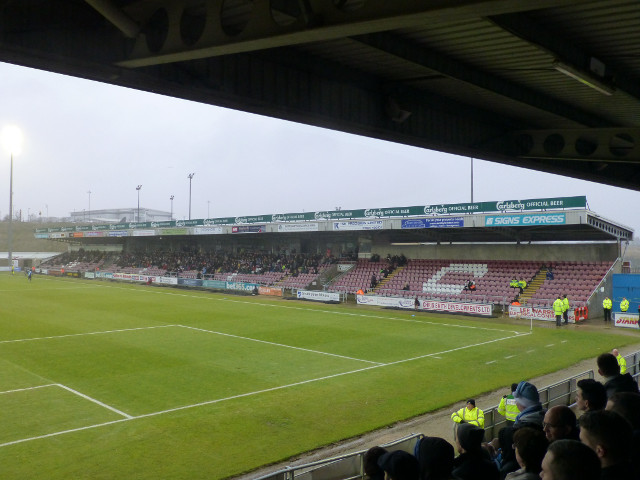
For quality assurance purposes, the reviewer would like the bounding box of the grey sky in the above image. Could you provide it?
[0,61,637,235]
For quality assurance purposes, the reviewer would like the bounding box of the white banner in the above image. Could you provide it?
[277,223,319,232]
[132,230,156,236]
[357,295,415,309]
[421,300,492,316]
[333,220,383,231]
[156,276,178,285]
[296,290,340,302]
[509,305,575,323]
[193,226,225,235]
[614,313,640,329]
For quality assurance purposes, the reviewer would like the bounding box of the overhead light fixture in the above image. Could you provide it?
[552,60,615,96]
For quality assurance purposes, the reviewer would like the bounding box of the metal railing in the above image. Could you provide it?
[253,434,423,480]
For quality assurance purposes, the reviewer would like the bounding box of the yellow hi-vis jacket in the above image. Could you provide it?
[451,406,485,428]
[603,298,612,309]
[617,354,627,374]
[621,299,630,312]
[497,394,519,422]
[553,298,564,315]
[562,297,570,312]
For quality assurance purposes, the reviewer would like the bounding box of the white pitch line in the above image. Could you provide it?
[504,355,516,359]
[0,329,523,448]
[0,325,176,345]
[486,360,496,364]
[384,333,529,366]
[178,325,383,365]
[0,384,57,395]
[0,419,130,448]
[546,344,555,347]
[56,384,132,419]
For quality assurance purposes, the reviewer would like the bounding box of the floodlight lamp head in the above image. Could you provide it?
[0,125,24,155]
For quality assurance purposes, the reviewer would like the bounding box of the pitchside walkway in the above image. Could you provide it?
[237,319,640,480]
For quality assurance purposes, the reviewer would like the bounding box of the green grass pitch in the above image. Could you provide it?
[0,273,635,479]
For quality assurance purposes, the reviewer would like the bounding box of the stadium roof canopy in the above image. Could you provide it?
[1,1,639,189]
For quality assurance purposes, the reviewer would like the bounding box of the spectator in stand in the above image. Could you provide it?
[605,392,640,476]
[576,379,607,412]
[497,383,519,425]
[510,278,519,289]
[495,381,545,479]
[364,446,388,480]
[377,450,420,480]
[505,427,548,480]
[545,268,554,280]
[518,279,526,294]
[612,348,627,374]
[540,439,600,480]
[602,296,612,323]
[452,423,499,480]
[513,381,545,429]
[451,399,485,428]
[542,406,579,443]
[414,436,454,480]
[561,294,570,325]
[597,352,639,398]
[579,410,635,480]
[606,392,640,430]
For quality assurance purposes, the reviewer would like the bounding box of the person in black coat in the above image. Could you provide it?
[452,423,499,480]
[597,353,639,398]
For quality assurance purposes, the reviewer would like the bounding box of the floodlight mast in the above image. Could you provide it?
[188,173,195,220]
[136,184,142,222]
[1,126,23,272]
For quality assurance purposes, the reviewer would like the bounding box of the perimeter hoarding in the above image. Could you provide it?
[356,295,492,315]
[509,305,575,323]
[614,313,639,329]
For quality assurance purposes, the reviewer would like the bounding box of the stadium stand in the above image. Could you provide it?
[40,251,615,308]
[328,259,614,307]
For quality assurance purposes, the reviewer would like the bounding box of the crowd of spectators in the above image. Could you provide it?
[364,349,640,480]
[43,248,335,279]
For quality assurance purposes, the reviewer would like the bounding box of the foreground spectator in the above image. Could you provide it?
[576,378,607,412]
[540,439,600,480]
[606,392,640,476]
[452,423,499,480]
[613,348,627,374]
[579,410,635,480]
[377,450,420,480]
[597,353,639,398]
[505,427,548,480]
[414,436,454,480]
[513,381,545,428]
[364,446,388,480]
[542,406,579,443]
